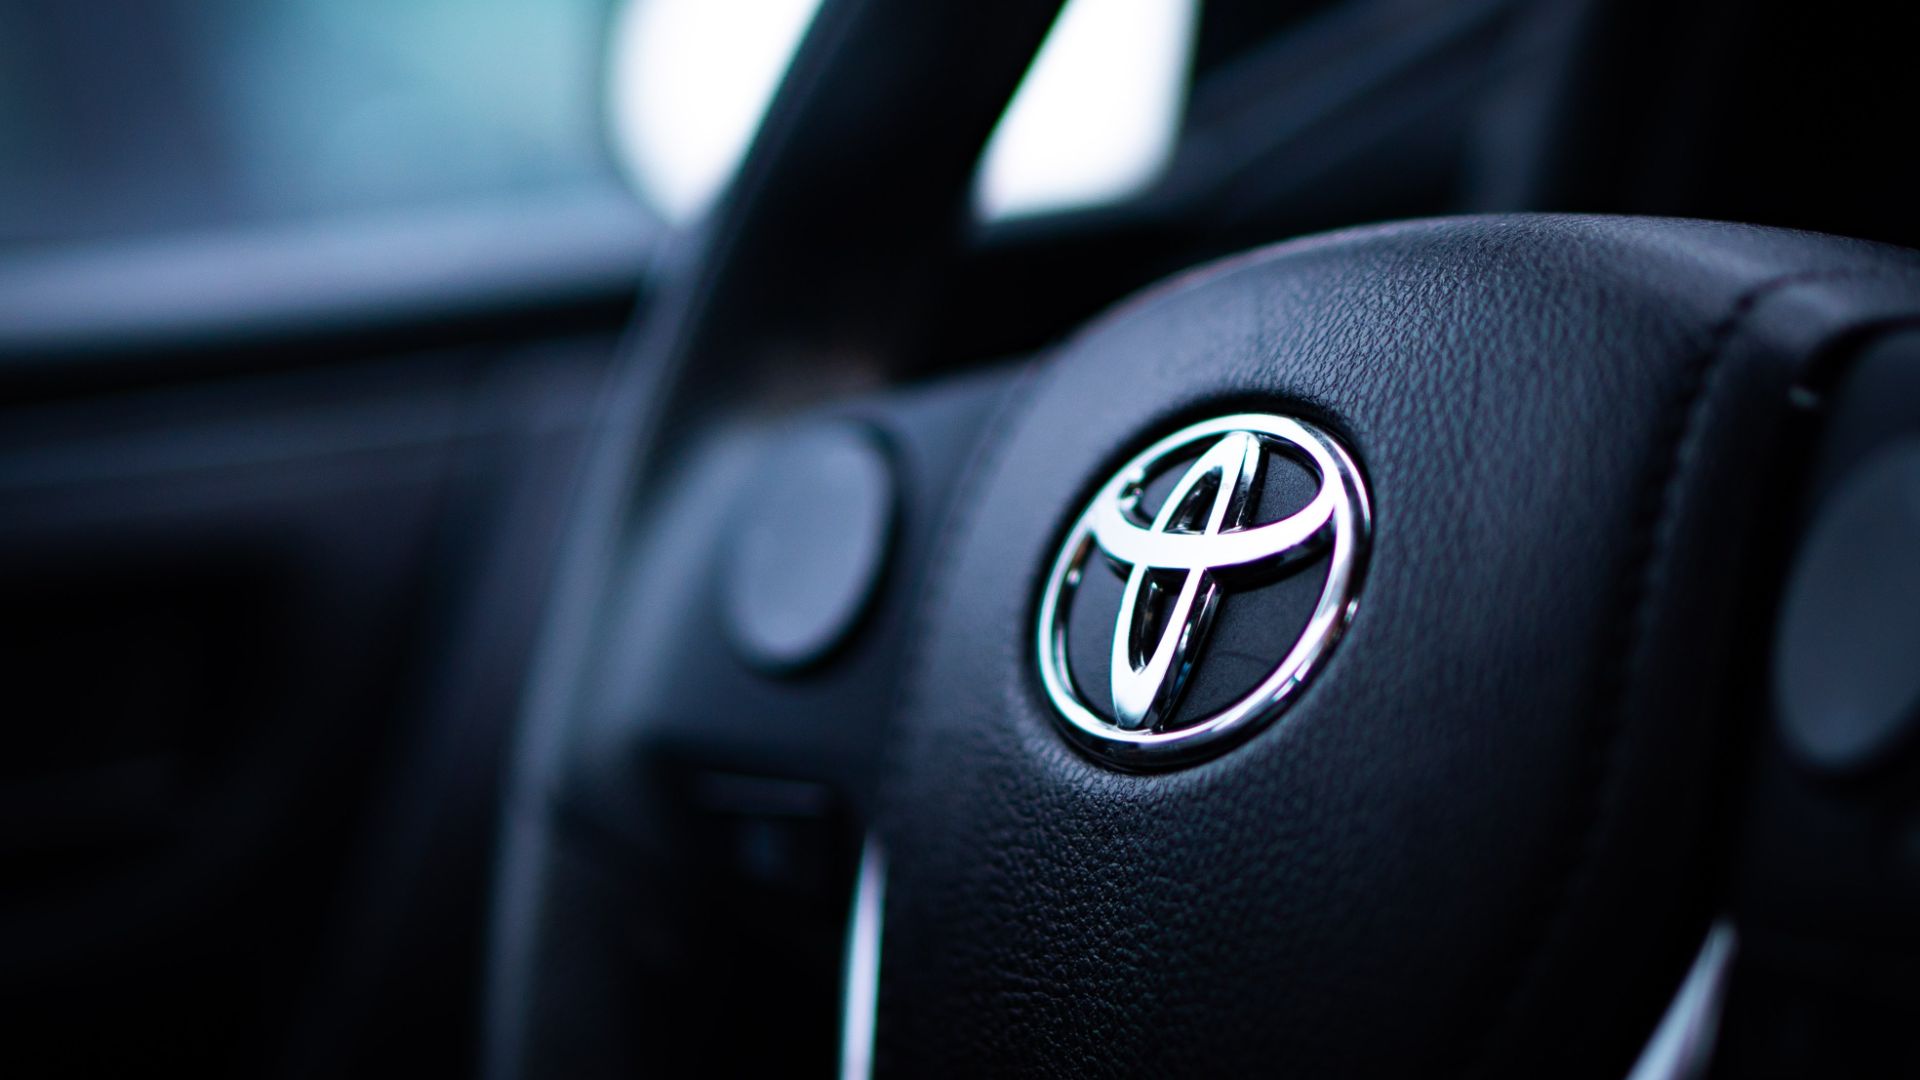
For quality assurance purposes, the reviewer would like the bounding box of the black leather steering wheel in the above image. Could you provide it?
[483,3,1920,1076]
[869,217,1917,1078]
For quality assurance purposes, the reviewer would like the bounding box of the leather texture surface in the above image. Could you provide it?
[875,216,1920,1077]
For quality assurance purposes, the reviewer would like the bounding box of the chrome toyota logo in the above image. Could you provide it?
[1036,413,1370,767]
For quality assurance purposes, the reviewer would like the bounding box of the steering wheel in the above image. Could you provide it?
[483,2,1920,1076]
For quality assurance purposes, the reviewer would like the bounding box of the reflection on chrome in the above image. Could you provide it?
[1626,921,1737,1080]
[1036,413,1370,768]
[838,837,886,1080]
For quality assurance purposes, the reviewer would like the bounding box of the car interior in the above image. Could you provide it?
[2,1,1918,1077]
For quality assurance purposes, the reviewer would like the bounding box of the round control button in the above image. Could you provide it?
[1775,437,1920,773]
[723,421,895,673]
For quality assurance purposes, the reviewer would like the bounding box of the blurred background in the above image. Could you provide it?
[1,0,1915,1076]
[6,0,1917,361]
[0,0,617,246]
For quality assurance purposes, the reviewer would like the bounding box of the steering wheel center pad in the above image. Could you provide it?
[876,216,1920,1077]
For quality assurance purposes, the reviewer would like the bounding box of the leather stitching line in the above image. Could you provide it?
[1465,264,1914,1076]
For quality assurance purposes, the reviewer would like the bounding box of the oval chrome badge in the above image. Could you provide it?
[1036,413,1370,768]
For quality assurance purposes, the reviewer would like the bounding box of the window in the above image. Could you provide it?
[0,0,624,248]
